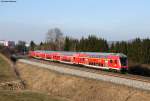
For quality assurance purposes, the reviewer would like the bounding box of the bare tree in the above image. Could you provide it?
[46,28,64,50]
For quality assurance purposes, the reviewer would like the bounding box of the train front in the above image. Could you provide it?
[118,53,128,72]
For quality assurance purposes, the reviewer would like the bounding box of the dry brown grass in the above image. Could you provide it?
[17,62,150,101]
[0,53,17,83]
[0,90,67,101]
[0,54,67,101]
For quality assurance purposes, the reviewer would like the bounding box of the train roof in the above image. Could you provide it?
[33,50,127,58]
[83,52,127,58]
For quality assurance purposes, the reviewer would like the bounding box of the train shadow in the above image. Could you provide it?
[128,65,150,77]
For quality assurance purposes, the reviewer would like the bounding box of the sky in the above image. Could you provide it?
[0,0,150,43]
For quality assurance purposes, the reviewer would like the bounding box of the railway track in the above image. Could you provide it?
[27,58,150,83]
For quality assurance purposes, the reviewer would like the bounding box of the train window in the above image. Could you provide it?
[110,60,113,63]
[120,57,127,66]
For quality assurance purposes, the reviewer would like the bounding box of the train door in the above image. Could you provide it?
[85,58,89,65]
[71,57,75,63]
[79,57,85,64]
[104,59,108,67]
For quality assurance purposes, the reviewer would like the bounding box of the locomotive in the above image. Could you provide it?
[29,50,128,73]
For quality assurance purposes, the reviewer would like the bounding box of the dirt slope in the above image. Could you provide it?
[17,62,150,101]
[0,54,67,101]
[0,53,17,83]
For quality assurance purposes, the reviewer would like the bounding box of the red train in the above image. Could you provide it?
[29,50,128,73]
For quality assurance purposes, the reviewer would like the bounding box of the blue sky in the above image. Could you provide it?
[0,0,150,43]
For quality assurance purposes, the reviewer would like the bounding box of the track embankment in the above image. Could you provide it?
[16,59,150,101]
[19,59,150,91]
[0,53,25,90]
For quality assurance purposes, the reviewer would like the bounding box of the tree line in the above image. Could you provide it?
[109,38,150,64]
[28,28,150,64]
